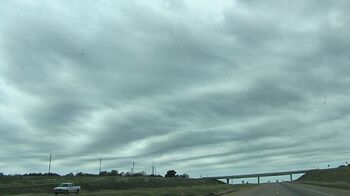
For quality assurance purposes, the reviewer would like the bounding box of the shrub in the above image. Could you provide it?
[165,170,176,177]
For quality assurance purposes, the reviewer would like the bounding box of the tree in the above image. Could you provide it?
[110,170,119,176]
[65,172,74,176]
[165,170,176,177]
[99,171,109,176]
[179,173,189,178]
[76,172,94,176]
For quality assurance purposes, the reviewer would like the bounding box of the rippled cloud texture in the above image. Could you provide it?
[1,0,350,176]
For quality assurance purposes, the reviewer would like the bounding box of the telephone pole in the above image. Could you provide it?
[99,158,102,174]
[132,162,135,174]
[48,154,52,174]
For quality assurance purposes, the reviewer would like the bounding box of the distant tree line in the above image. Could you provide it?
[0,172,60,177]
[0,169,189,178]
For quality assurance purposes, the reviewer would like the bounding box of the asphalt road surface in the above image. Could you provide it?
[228,182,350,196]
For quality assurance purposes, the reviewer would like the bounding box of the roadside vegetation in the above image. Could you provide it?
[13,184,253,196]
[297,164,350,190]
[0,170,251,195]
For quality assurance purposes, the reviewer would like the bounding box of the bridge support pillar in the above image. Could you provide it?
[258,177,260,184]
[290,174,292,181]
[226,179,229,184]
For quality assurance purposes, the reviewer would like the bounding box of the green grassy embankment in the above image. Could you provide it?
[0,176,251,195]
[297,166,350,190]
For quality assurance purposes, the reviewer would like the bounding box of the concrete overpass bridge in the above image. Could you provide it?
[203,169,318,184]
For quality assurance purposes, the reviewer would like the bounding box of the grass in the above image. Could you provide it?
[299,181,350,191]
[14,184,253,196]
[298,166,350,182]
[297,166,350,190]
[0,176,251,195]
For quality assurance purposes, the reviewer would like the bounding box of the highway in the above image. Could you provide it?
[227,183,350,196]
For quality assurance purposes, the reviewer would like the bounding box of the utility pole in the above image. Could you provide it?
[132,162,135,174]
[99,158,102,174]
[48,154,52,174]
[152,161,155,175]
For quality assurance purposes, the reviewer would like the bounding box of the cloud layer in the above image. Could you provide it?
[1,0,350,177]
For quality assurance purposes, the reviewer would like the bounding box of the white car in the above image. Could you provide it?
[54,183,81,194]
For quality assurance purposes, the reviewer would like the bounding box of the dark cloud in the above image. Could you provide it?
[1,0,350,177]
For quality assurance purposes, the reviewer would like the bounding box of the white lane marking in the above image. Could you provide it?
[292,184,334,196]
[275,183,279,195]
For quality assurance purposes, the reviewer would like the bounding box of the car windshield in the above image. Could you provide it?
[1,1,350,196]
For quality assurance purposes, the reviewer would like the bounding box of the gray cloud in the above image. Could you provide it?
[1,0,350,177]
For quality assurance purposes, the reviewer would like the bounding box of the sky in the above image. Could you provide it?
[1,0,350,179]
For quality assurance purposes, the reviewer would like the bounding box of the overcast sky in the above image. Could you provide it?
[1,0,350,178]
